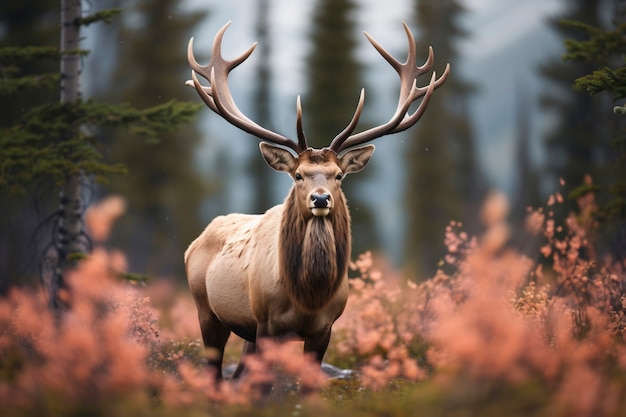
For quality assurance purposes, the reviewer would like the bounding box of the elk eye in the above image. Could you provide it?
[336,173,343,181]
[295,173,303,181]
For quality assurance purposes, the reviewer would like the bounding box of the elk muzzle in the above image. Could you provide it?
[310,192,331,217]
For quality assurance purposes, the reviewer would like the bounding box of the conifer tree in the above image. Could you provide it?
[249,0,275,214]
[405,0,482,279]
[509,85,545,253]
[95,0,209,277]
[0,1,200,307]
[540,0,612,207]
[0,0,59,294]
[304,0,376,256]
[558,3,626,258]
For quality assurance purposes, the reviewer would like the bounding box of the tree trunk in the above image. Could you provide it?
[51,0,84,311]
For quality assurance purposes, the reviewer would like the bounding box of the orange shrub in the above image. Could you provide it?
[0,196,329,414]
[0,248,152,412]
[331,190,626,416]
[3,190,626,416]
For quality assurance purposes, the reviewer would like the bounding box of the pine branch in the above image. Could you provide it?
[574,66,626,99]
[0,73,60,95]
[562,21,626,63]
[0,46,60,61]
[13,99,199,138]
[0,127,127,195]
[59,49,90,57]
[78,9,122,26]
[0,99,202,194]
[557,17,626,226]
[562,20,626,102]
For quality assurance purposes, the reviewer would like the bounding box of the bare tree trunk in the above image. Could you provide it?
[51,0,84,311]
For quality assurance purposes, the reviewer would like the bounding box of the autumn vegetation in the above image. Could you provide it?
[3,1,626,416]
[1,184,626,417]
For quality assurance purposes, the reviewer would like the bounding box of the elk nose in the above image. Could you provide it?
[311,192,331,208]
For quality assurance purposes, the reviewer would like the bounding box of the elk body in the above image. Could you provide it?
[184,21,449,379]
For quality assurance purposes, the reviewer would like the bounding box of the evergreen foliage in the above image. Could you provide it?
[94,0,209,277]
[562,21,626,102]
[0,1,60,294]
[0,46,61,95]
[558,15,626,253]
[509,86,544,246]
[1,99,198,195]
[78,8,122,26]
[540,0,613,208]
[304,0,361,148]
[304,0,377,256]
[249,0,275,214]
[0,2,202,298]
[405,0,482,279]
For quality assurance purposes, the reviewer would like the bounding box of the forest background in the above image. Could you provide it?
[1,0,623,290]
[3,1,626,416]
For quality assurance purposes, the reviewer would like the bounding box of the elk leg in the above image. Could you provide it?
[231,340,256,379]
[304,331,331,364]
[300,332,332,395]
[251,323,274,395]
[198,309,230,380]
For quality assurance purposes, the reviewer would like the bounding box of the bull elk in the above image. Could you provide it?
[184,21,449,380]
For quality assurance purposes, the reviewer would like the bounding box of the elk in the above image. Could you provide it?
[184,21,449,380]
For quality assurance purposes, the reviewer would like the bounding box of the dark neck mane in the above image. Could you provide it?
[279,188,351,312]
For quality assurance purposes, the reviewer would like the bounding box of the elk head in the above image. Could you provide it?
[259,144,374,219]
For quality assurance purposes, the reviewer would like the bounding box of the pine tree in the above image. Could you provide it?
[249,0,275,214]
[510,84,543,252]
[0,0,59,294]
[405,0,482,279]
[0,2,200,307]
[558,3,626,258]
[304,0,377,256]
[540,0,613,207]
[94,0,210,277]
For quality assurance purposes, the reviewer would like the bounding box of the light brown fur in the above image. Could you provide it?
[184,147,373,378]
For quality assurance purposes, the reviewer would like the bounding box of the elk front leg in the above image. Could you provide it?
[231,321,269,379]
[304,330,331,364]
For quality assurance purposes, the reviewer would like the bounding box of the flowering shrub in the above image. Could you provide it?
[331,252,429,389]
[0,248,152,414]
[329,189,626,416]
[0,196,328,415]
[2,189,626,416]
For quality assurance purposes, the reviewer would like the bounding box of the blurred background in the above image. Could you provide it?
[1,0,620,287]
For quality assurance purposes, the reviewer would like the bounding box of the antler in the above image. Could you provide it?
[186,21,308,154]
[187,21,448,156]
[328,22,450,154]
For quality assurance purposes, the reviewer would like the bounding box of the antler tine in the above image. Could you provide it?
[186,22,306,154]
[295,96,309,151]
[328,88,366,152]
[394,62,450,132]
[330,22,449,154]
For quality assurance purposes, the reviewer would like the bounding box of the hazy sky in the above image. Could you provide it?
[187,0,564,87]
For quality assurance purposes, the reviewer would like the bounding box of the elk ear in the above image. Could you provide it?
[339,145,375,174]
[259,142,297,173]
